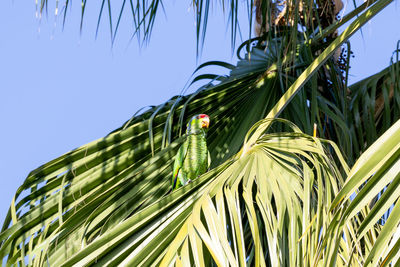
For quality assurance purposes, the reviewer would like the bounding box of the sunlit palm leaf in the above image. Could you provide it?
[159,119,348,266]
[319,119,400,266]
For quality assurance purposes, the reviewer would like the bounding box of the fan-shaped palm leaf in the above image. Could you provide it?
[53,120,348,266]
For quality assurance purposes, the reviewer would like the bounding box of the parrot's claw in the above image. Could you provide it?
[187,179,192,184]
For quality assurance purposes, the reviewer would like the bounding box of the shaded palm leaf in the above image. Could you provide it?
[346,55,400,163]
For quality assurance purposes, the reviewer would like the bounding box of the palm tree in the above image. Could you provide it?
[1,0,400,265]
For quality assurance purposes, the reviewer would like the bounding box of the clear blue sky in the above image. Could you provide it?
[0,1,399,224]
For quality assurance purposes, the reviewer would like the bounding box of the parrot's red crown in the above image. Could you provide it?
[197,114,209,119]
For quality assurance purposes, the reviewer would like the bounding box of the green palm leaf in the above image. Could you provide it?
[320,118,400,266]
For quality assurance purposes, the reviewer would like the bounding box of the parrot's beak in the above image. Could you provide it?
[201,117,210,128]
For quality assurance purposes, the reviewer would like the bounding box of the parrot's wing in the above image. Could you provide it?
[172,140,189,189]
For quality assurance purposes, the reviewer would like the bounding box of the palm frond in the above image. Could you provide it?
[319,118,400,266]
[346,52,400,163]
[159,119,350,266]
[57,119,347,266]
[242,0,394,162]
[38,0,358,53]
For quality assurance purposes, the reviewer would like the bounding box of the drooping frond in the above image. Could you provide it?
[37,0,370,53]
[346,51,400,163]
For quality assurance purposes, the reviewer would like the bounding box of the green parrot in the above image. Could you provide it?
[172,114,211,190]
